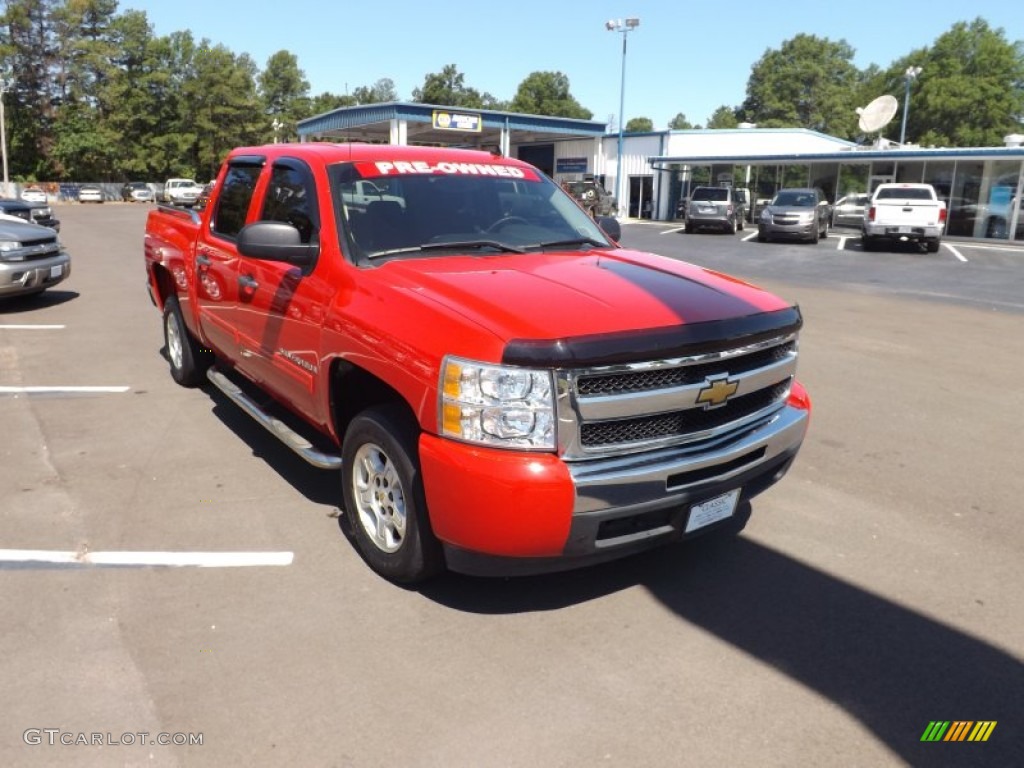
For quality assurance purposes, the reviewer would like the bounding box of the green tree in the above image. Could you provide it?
[509,71,592,119]
[307,91,356,117]
[184,41,264,179]
[259,50,309,142]
[352,77,397,105]
[410,64,504,109]
[706,105,739,129]
[50,0,120,178]
[668,112,694,130]
[1,0,60,178]
[625,116,653,132]
[889,19,1024,146]
[741,33,861,138]
[102,9,165,178]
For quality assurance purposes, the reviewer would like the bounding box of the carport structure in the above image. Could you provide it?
[645,128,1024,241]
[296,101,607,178]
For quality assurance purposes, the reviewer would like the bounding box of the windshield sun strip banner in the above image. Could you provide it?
[354,160,540,182]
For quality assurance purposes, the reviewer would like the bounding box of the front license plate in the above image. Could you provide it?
[49,265,62,278]
[685,489,741,533]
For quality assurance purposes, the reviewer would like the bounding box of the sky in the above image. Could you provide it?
[122,0,1024,131]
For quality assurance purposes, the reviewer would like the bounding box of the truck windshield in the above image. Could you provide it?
[330,162,612,260]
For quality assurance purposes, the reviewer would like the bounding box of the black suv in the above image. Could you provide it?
[0,198,61,232]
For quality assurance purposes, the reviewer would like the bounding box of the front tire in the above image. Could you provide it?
[342,405,444,584]
[162,295,212,387]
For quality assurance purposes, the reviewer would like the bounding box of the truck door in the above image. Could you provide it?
[233,158,332,426]
[194,157,265,358]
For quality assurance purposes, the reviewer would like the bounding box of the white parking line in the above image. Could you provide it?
[660,226,685,235]
[944,243,968,262]
[836,235,849,250]
[0,385,131,394]
[0,549,295,567]
[0,324,66,330]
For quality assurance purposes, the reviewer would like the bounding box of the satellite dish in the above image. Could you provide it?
[856,95,899,134]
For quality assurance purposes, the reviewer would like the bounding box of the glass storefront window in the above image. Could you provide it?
[836,164,870,198]
[980,160,1023,240]
[946,161,983,237]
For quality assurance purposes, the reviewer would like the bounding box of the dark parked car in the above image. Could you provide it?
[0,198,60,232]
[121,181,155,203]
[758,187,831,243]
[0,215,70,299]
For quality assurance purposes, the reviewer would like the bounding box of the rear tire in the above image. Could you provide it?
[162,295,213,387]
[926,239,941,253]
[341,405,444,584]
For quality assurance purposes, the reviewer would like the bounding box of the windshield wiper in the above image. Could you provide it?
[531,237,609,250]
[364,241,525,259]
[418,240,526,254]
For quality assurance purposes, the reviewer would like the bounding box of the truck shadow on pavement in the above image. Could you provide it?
[424,505,1022,767]
[201,382,340,508]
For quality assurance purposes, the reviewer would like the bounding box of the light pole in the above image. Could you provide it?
[606,17,639,218]
[0,77,13,199]
[899,65,922,145]
[272,118,283,144]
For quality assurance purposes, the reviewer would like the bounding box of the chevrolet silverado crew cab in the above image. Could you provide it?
[862,182,946,252]
[144,143,811,583]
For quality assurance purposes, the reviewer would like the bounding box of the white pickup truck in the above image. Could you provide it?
[862,183,946,253]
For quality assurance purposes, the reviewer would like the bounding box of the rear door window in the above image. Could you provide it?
[211,161,264,239]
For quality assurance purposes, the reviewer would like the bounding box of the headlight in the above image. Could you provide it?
[0,240,22,252]
[799,211,815,222]
[759,209,770,221]
[440,356,555,450]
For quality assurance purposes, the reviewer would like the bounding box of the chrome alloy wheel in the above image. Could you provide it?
[352,442,407,553]
[165,310,184,371]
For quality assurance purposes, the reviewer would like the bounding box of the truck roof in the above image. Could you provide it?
[227,142,527,169]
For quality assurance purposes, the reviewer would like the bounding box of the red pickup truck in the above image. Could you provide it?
[144,143,810,583]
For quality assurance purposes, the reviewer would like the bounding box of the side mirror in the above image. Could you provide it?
[236,221,318,268]
[595,215,621,242]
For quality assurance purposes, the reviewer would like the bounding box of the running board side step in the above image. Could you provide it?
[206,368,342,470]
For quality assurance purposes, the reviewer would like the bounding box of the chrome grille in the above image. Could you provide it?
[556,334,798,459]
[576,342,795,396]
[580,381,790,448]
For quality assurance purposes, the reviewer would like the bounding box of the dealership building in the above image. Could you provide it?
[298,102,1024,243]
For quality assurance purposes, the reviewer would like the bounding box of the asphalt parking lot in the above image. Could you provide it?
[2,205,1022,767]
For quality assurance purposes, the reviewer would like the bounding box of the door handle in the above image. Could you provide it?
[238,274,259,290]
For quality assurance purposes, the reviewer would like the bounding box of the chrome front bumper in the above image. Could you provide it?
[0,252,71,296]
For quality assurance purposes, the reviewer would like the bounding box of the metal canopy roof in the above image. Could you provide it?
[297,101,607,147]
[649,145,1024,168]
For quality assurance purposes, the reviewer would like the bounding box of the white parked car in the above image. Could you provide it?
[20,186,47,204]
[78,185,104,204]
[163,178,203,206]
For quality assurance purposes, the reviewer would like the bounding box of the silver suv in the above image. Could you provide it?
[757,188,831,243]
[685,186,745,234]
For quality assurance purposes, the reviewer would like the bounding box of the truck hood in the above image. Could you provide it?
[380,248,794,360]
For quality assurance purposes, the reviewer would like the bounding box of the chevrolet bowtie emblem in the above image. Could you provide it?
[696,377,739,409]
